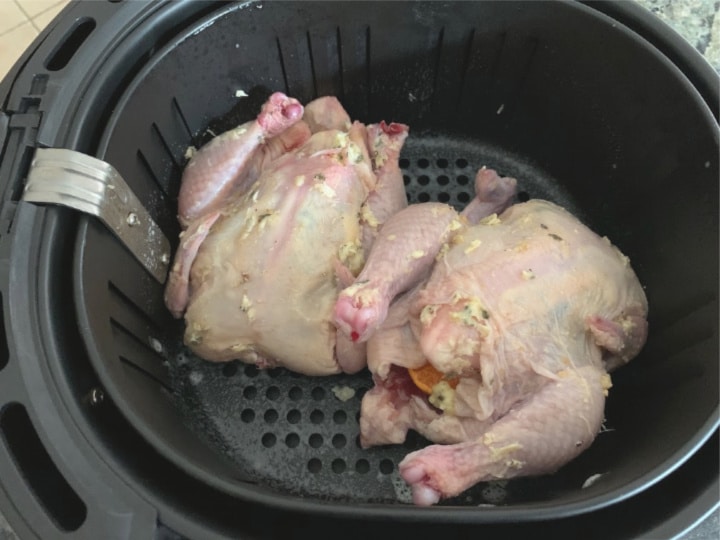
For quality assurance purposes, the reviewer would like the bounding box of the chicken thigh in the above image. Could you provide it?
[336,192,648,505]
[165,93,409,375]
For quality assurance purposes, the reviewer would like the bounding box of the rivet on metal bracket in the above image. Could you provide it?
[22,148,171,283]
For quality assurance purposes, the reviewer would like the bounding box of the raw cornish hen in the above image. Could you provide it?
[335,181,648,505]
[164,92,409,375]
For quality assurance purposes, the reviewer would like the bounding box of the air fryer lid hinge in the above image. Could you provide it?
[21,148,171,283]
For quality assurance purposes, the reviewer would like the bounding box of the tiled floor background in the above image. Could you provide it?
[0,0,70,75]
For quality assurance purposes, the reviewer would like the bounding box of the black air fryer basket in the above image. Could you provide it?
[0,1,717,539]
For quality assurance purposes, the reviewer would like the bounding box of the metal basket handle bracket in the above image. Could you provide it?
[22,148,171,283]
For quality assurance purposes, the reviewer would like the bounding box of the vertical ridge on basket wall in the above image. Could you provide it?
[432,26,476,123]
[453,29,543,137]
[151,123,183,177]
[307,28,343,100]
[493,35,540,124]
[367,19,442,126]
[276,33,315,104]
[457,29,507,123]
[108,279,172,391]
[337,25,370,120]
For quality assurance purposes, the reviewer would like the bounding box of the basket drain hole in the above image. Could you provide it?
[332,434,346,448]
[303,457,396,475]
[285,433,300,448]
[311,387,326,400]
[262,433,276,448]
[309,433,323,448]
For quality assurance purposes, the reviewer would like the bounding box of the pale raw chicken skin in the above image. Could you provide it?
[350,197,647,505]
[165,93,409,375]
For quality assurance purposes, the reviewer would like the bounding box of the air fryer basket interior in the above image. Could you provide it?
[74,0,718,516]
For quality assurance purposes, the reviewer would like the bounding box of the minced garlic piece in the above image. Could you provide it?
[240,213,258,239]
[429,381,455,414]
[420,304,439,326]
[464,239,482,254]
[600,373,612,396]
[186,322,208,346]
[372,149,387,169]
[488,442,523,460]
[332,385,356,402]
[451,234,465,246]
[294,175,305,186]
[411,250,425,259]
[450,298,489,327]
[448,218,463,231]
[479,213,501,226]
[620,318,635,332]
[340,281,376,307]
[338,240,364,275]
[506,458,524,469]
[347,142,363,165]
[436,242,450,261]
[360,204,379,228]
[230,126,248,138]
[521,269,535,280]
[613,245,630,266]
[314,181,336,198]
[334,132,349,148]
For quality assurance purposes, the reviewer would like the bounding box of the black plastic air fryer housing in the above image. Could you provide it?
[0,1,718,539]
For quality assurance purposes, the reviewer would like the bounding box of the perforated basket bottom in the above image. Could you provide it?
[168,133,581,505]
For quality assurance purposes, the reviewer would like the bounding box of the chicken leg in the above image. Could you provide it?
[399,365,608,505]
[334,167,516,342]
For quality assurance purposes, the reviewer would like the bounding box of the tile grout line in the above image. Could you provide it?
[8,0,38,33]
[11,0,33,24]
[0,20,33,38]
[11,0,67,33]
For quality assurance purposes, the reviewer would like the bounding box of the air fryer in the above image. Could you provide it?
[0,1,717,539]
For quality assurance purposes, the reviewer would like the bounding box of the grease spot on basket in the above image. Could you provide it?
[149,337,163,353]
[582,473,604,489]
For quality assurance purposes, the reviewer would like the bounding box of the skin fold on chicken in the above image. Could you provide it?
[335,194,648,506]
[164,93,409,375]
